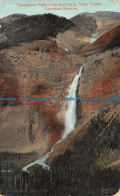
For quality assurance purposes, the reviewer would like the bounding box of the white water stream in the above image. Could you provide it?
[90,32,99,43]
[62,66,83,139]
[22,66,83,172]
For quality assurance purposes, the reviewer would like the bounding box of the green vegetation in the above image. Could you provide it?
[0,14,74,49]
[0,108,120,195]
[95,147,120,169]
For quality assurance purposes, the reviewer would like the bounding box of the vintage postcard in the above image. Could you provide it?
[0,0,120,195]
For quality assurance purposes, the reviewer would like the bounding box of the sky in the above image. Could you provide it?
[0,0,120,19]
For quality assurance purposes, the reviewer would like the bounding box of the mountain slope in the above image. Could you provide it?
[80,24,120,55]
[55,11,120,53]
[101,27,120,51]
[80,11,120,30]
[0,14,73,49]
[70,14,97,36]
[94,24,120,49]
[0,14,26,24]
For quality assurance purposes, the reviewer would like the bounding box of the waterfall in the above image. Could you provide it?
[62,66,83,139]
[90,32,99,43]
[22,66,83,173]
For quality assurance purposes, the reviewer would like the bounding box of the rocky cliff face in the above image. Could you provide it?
[0,13,76,153]
[79,47,120,116]
[0,39,82,153]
